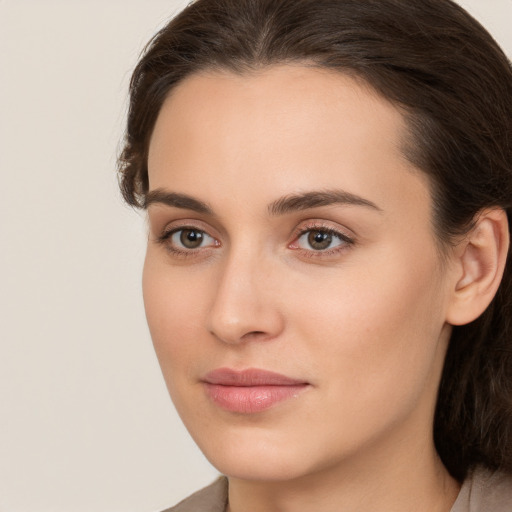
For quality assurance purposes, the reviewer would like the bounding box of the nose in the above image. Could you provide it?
[206,249,285,345]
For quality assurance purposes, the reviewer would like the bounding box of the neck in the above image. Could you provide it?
[226,421,460,512]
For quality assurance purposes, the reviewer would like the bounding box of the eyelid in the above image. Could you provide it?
[288,220,356,255]
[154,220,221,257]
[170,228,217,248]
[153,217,219,240]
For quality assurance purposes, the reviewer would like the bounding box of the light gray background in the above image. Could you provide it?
[1,1,511,511]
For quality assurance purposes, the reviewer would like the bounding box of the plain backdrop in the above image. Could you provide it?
[0,1,511,511]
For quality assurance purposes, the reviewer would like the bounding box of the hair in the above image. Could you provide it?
[118,0,512,481]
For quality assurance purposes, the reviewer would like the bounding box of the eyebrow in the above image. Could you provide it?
[268,190,382,216]
[144,189,213,214]
[144,188,381,215]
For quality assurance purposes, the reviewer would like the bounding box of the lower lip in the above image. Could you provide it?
[204,383,309,413]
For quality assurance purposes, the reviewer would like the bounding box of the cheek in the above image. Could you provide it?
[142,252,210,373]
[287,245,448,403]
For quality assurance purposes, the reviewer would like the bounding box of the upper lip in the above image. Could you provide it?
[203,368,308,386]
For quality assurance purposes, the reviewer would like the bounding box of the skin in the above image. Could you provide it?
[144,65,464,512]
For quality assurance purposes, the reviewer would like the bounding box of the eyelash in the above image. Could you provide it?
[290,223,355,258]
[155,222,355,259]
[156,225,219,258]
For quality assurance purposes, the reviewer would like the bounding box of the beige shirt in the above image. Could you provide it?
[164,467,512,512]
[451,467,512,511]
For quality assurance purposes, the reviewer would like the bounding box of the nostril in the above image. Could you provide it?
[241,330,268,341]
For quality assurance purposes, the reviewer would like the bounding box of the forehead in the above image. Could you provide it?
[149,65,408,170]
[147,65,431,220]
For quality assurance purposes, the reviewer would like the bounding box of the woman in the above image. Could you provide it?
[118,0,512,510]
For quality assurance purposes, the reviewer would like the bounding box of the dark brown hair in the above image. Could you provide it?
[118,0,512,480]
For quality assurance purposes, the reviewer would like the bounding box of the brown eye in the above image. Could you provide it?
[177,229,206,249]
[167,228,216,250]
[307,230,333,250]
[295,228,351,252]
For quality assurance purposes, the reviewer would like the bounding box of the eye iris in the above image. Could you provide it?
[180,229,203,248]
[308,230,332,250]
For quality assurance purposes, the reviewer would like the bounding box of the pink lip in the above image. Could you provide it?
[202,368,309,414]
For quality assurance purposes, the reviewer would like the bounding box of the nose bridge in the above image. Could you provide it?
[206,242,283,344]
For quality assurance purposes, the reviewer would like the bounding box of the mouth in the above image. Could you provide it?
[202,368,310,414]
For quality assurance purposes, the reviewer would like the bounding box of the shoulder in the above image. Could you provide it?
[451,467,512,512]
[160,477,228,512]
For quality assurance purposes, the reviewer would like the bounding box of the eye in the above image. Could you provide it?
[155,224,220,260]
[169,228,216,250]
[292,227,354,253]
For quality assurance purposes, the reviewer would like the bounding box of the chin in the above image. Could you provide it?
[188,423,325,482]
[206,448,313,482]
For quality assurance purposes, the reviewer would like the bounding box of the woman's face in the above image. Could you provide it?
[144,66,457,481]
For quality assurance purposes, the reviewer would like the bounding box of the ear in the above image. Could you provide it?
[446,208,510,326]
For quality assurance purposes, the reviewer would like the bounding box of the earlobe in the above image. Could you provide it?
[446,208,510,326]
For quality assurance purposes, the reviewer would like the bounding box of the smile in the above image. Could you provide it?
[202,368,310,414]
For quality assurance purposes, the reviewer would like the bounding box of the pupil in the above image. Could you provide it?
[308,231,332,250]
[181,229,203,248]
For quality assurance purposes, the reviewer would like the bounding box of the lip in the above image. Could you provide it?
[202,368,310,414]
